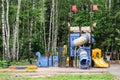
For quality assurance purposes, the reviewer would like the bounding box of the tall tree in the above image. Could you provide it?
[12,0,21,60]
[48,0,53,52]
[42,0,47,53]
[29,0,35,58]
[6,0,10,60]
[2,0,6,60]
[54,0,58,54]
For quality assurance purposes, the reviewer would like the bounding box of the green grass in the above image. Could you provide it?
[0,73,117,80]
[42,74,115,80]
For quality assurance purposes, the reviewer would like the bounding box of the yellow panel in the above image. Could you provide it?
[26,66,37,70]
[92,48,102,58]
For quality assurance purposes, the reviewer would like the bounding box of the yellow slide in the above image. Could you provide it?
[92,48,109,68]
[92,58,109,68]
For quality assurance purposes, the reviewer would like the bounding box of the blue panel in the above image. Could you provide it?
[58,47,63,55]
[91,35,94,43]
[53,56,58,66]
[69,33,80,47]
[38,56,59,67]
[70,47,75,56]
[40,57,48,67]
[69,33,80,56]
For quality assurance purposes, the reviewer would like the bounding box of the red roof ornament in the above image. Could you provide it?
[71,5,78,12]
[93,5,98,11]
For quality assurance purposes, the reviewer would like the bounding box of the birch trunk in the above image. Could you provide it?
[42,0,47,53]
[54,0,58,54]
[12,0,21,60]
[2,0,6,60]
[29,0,35,57]
[6,0,10,60]
[51,0,55,54]
[16,31,19,61]
[48,0,53,52]
[21,22,24,58]
[109,0,111,16]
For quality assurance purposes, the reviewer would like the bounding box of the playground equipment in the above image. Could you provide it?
[9,65,37,71]
[35,26,109,69]
[69,28,94,69]
[67,3,109,69]
[92,48,109,68]
[68,26,109,69]
[26,66,37,71]
[66,57,69,64]
[35,52,58,67]
[58,45,68,67]
[62,45,67,57]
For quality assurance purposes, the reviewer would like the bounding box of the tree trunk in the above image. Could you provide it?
[54,0,58,54]
[48,0,53,52]
[16,31,19,61]
[6,0,11,60]
[2,0,6,60]
[12,0,21,60]
[29,0,35,57]
[42,0,47,53]
[51,0,55,54]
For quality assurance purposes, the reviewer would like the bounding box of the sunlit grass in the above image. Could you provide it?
[44,74,115,80]
[0,72,117,80]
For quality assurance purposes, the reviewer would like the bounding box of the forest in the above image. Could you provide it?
[0,0,120,61]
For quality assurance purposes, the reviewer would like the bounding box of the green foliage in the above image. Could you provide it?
[0,60,11,68]
[11,61,29,66]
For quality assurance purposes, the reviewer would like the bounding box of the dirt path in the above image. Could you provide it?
[109,64,120,77]
[12,66,108,77]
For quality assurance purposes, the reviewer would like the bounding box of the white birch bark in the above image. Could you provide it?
[6,0,11,60]
[42,0,47,53]
[29,0,35,56]
[54,0,58,54]
[21,23,24,58]
[51,0,55,54]
[16,31,19,61]
[12,0,21,60]
[2,0,6,60]
[108,0,111,17]
[48,0,53,52]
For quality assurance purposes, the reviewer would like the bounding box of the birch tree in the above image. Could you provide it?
[48,0,53,52]
[2,0,6,60]
[54,0,58,54]
[29,0,35,58]
[52,0,58,54]
[51,0,55,54]
[47,0,58,54]
[6,0,10,60]
[12,0,21,60]
[42,0,47,53]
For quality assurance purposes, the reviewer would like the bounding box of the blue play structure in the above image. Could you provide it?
[35,52,58,67]
[69,32,94,69]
